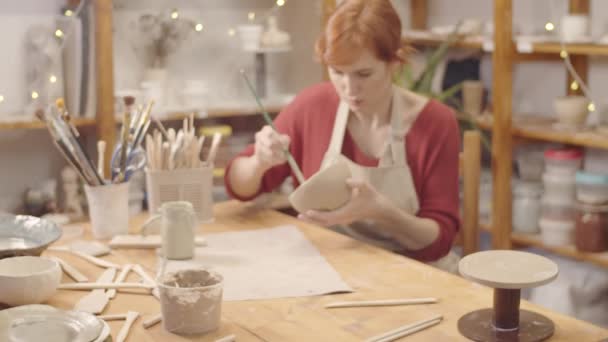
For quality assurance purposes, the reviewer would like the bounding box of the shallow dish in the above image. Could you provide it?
[288,160,352,213]
[0,214,62,258]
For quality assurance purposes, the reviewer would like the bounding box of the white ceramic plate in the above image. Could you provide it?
[0,305,104,342]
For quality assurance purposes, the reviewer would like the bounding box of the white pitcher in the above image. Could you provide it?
[142,201,197,260]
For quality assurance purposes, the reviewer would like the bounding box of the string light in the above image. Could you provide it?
[195,23,204,32]
[228,28,236,36]
[0,95,4,103]
[570,81,579,91]
[588,102,596,112]
[55,29,64,38]
[560,50,568,59]
[171,9,179,20]
[545,22,555,32]
[31,91,39,100]
[64,9,73,17]
[277,0,286,6]
[248,12,256,21]
[49,75,57,83]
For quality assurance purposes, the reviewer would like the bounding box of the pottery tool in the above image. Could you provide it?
[97,140,106,180]
[68,240,111,257]
[109,235,207,249]
[142,313,162,329]
[50,256,88,283]
[240,70,305,183]
[206,132,222,164]
[132,264,160,299]
[59,282,155,290]
[365,314,442,342]
[98,313,129,321]
[116,311,139,342]
[116,109,132,183]
[49,246,120,269]
[325,297,438,309]
[215,334,236,342]
[74,267,116,314]
[107,264,133,299]
[56,97,79,138]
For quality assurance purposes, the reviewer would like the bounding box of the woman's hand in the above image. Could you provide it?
[252,125,291,171]
[297,178,387,226]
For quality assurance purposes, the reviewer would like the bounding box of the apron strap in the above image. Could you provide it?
[382,86,409,167]
[324,100,350,161]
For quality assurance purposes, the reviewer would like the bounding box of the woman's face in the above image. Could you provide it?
[328,49,397,116]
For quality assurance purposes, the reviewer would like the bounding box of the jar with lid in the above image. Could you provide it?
[544,148,583,174]
[575,202,608,252]
[513,181,543,233]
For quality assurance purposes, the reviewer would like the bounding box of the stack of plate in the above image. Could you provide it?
[0,305,111,342]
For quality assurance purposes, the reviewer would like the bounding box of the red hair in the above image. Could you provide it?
[315,0,409,66]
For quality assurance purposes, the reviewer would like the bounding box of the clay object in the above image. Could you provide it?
[462,80,484,116]
[554,95,589,127]
[158,268,223,335]
[289,161,352,213]
[261,15,290,48]
[0,256,61,306]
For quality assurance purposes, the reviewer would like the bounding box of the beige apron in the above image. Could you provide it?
[321,85,460,273]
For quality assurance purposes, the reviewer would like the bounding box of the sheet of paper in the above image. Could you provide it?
[161,225,352,301]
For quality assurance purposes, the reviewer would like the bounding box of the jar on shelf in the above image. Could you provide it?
[542,171,576,200]
[575,171,608,204]
[544,148,583,174]
[513,181,543,234]
[539,218,575,246]
[575,202,608,253]
[540,196,576,222]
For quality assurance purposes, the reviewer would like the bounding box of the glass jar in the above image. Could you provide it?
[575,202,608,253]
[513,182,543,233]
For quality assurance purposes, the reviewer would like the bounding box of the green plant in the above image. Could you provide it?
[394,23,491,151]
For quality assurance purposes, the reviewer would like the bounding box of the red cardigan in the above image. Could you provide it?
[225,83,461,262]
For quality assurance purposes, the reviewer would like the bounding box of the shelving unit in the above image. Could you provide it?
[406,0,608,267]
[0,117,96,131]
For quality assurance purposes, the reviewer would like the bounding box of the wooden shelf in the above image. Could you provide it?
[150,105,285,122]
[473,115,608,149]
[404,31,484,50]
[530,41,608,56]
[0,117,96,131]
[479,223,608,268]
[512,232,608,269]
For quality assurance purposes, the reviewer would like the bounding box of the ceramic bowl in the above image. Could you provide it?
[0,256,62,306]
[554,95,589,127]
[0,214,62,258]
[288,161,352,213]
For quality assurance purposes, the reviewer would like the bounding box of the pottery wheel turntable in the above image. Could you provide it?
[458,250,559,342]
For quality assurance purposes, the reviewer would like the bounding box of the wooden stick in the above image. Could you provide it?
[49,247,120,269]
[97,140,106,180]
[58,282,155,290]
[142,313,162,329]
[107,264,133,299]
[116,311,139,342]
[365,315,443,342]
[325,297,438,309]
[215,334,236,342]
[98,313,128,321]
[50,256,88,282]
[132,264,160,300]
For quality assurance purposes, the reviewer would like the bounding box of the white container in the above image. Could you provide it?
[539,218,575,246]
[544,148,583,174]
[237,25,263,50]
[561,14,590,42]
[513,182,542,234]
[542,171,576,200]
[84,182,129,240]
[145,166,213,222]
[554,95,589,127]
[541,196,576,222]
[575,171,608,204]
[516,145,544,181]
[142,201,197,260]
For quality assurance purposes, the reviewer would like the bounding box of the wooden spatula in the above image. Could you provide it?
[74,268,116,314]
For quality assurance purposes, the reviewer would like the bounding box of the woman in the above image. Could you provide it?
[224,0,460,270]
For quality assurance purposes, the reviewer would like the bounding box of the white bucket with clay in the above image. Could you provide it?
[157,268,223,335]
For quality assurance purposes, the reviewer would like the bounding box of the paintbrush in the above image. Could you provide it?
[240,70,305,183]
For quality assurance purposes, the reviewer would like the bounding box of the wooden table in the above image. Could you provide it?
[45,201,608,341]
